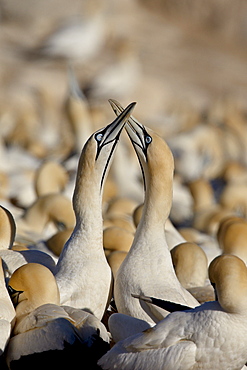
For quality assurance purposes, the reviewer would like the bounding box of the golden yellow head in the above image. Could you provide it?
[8,263,60,314]
[209,254,247,314]
[73,102,136,208]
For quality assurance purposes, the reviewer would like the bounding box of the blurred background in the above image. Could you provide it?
[1,0,247,229]
[1,0,247,120]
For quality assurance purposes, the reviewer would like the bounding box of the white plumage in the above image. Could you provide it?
[6,263,110,369]
[55,102,136,319]
[109,100,198,326]
[0,258,15,357]
[99,255,247,369]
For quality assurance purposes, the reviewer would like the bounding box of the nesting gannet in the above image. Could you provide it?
[217,216,247,264]
[103,226,134,253]
[17,193,75,237]
[171,242,214,302]
[188,178,233,236]
[167,123,225,181]
[109,100,198,324]
[55,102,136,320]
[34,160,68,197]
[106,251,127,279]
[0,205,56,277]
[171,242,208,289]
[46,228,73,257]
[98,255,247,369]
[0,258,15,357]
[6,263,110,369]
[104,216,135,233]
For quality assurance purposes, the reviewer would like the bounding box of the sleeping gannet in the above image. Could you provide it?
[171,242,215,303]
[98,255,247,369]
[55,102,136,320]
[6,263,110,369]
[109,100,198,324]
[34,160,68,197]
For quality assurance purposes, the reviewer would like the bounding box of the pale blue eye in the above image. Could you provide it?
[95,133,103,142]
[145,135,152,144]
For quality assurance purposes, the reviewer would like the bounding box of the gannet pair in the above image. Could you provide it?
[6,263,110,369]
[108,100,198,328]
[99,254,247,369]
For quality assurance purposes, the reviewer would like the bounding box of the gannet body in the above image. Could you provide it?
[6,263,110,369]
[109,100,198,324]
[99,255,247,369]
[55,102,136,319]
[0,258,15,357]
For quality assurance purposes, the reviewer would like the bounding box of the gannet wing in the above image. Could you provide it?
[132,294,193,313]
[98,314,196,370]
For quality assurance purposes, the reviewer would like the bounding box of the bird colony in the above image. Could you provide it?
[1,1,247,369]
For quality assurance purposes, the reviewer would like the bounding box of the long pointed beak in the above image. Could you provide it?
[108,99,146,150]
[95,101,136,189]
[101,101,137,147]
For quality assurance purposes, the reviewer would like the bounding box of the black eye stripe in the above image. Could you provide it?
[94,121,121,160]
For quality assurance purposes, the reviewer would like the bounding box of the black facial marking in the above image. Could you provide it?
[8,285,24,307]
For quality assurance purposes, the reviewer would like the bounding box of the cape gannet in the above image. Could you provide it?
[98,254,247,369]
[55,102,136,320]
[109,100,198,325]
[6,263,110,369]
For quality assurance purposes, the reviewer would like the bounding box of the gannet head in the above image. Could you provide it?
[209,254,247,314]
[108,99,174,191]
[73,102,136,200]
[171,242,208,289]
[8,263,60,317]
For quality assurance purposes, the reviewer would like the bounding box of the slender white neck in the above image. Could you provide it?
[72,179,103,248]
[141,170,173,232]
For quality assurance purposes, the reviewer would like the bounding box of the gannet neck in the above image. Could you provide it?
[108,99,174,230]
[188,178,215,211]
[209,254,247,314]
[72,146,103,233]
[134,133,174,241]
